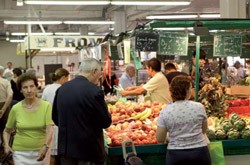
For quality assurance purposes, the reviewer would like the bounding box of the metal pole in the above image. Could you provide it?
[195,36,200,102]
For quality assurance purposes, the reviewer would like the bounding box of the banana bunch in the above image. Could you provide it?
[132,108,152,121]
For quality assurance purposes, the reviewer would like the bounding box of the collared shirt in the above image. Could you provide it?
[143,72,172,103]
[0,76,13,102]
[119,72,135,89]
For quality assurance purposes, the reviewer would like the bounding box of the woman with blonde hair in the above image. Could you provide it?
[42,68,69,165]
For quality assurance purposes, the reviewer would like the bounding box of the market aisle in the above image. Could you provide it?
[225,155,250,165]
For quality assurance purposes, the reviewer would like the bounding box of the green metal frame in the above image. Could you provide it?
[146,19,250,101]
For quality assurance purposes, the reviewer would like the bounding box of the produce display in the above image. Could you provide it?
[206,113,250,141]
[199,77,230,118]
[105,101,166,146]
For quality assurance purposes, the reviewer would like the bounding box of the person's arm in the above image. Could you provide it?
[0,83,13,118]
[93,90,112,129]
[156,126,168,144]
[3,128,14,154]
[52,88,59,126]
[120,86,146,97]
[202,119,208,134]
[37,125,53,161]
[38,102,54,161]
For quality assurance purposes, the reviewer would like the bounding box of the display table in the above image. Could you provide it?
[106,139,250,165]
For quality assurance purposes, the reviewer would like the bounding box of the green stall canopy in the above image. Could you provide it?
[147,19,250,30]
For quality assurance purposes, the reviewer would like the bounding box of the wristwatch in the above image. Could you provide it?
[44,144,49,149]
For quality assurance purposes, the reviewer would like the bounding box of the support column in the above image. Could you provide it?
[80,26,88,35]
[220,0,246,18]
[114,11,127,35]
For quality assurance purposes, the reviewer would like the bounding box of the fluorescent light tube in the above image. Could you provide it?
[25,0,110,5]
[200,14,220,18]
[10,39,25,43]
[153,27,193,31]
[63,21,115,25]
[4,20,62,25]
[11,32,53,36]
[111,1,190,6]
[54,32,81,35]
[17,0,24,6]
[146,14,197,19]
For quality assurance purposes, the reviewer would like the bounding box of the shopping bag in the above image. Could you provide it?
[209,141,226,165]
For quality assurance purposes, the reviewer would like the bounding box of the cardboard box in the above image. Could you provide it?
[230,85,250,97]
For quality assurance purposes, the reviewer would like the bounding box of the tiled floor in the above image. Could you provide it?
[225,155,250,165]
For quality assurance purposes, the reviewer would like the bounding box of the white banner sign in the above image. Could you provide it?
[24,36,104,50]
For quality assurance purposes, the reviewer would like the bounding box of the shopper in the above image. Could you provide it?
[102,71,118,95]
[52,58,112,165]
[165,62,188,84]
[42,68,69,165]
[156,76,211,165]
[0,66,13,147]
[119,64,136,100]
[10,68,24,106]
[119,64,136,89]
[120,58,172,103]
[3,73,54,165]
[3,62,13,77]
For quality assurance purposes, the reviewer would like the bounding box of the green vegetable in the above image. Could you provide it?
[221,120,233,132]
[241,128,250,139]
[227,128,240,139]
[215,129,227,140]
[234,119,246,131]
[229,113,241,124]
[206,129,216,141]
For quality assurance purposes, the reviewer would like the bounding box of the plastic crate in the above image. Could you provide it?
[221,139,250,155]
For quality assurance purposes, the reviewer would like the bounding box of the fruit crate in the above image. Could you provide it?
[221,139,250,155]
[227,106,250,117]
[105,140,250,164]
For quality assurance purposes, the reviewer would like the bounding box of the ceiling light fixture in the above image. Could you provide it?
[146,14,197,19]
[146,13,220,20]
[17,0,24,6]
[63,21,115,25]
[153,27,193,31]
[25,0,110,5]
[11,32,54,36]
[4,20,62,25]
[200,14,220,18]
[10,39,25,43]
[54,32,81,35]
[25,0,190,6]
[111,1,190,6]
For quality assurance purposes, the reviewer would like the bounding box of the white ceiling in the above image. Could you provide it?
[0,0,220,40]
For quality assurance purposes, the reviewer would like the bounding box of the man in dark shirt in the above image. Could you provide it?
[165,62,188,84]
[52,58,112,165]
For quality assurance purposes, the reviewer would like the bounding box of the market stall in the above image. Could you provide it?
[104,19,250,165]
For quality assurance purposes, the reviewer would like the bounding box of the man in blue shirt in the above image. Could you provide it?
[119,64,136,100]
[119,64,136,89]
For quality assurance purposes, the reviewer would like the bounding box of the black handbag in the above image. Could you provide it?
[0,153,13,165]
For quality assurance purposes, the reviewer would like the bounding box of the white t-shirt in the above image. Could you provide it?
[158,100,207,149]
[142,72,172,103]
[42,83,61,104]
[41,83,61,155]
[0,77,13,102]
